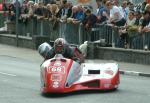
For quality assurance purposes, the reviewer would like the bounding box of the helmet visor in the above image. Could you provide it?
[55,45,64,54]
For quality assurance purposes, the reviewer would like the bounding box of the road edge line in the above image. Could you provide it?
[119,70,150,77]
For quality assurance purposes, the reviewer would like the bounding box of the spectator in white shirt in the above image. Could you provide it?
[106,0,126,26]
[119,1,128,20]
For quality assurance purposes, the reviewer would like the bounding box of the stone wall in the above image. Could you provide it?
[0,34,50,49]
[87,43,150,65]
[0,34,150,65]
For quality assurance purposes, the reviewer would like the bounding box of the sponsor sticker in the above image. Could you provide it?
[52,82,59,88]
[54,61,61,66]
[52,81,60,88]
[51,74,62,81]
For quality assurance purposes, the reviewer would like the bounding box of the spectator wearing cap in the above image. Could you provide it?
[106,0,126,26]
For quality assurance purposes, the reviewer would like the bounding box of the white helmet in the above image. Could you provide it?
[54,38,68,54]
[38,42,52,58]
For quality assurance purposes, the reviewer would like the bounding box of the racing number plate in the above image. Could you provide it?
[47,66,65,74]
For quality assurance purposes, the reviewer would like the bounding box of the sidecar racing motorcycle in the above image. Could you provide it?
[40,54,120,94]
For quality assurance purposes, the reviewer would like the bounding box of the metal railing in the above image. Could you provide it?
[0,14,6,28]
[3,17,150,50]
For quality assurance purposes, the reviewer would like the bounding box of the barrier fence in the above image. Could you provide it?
[0,14,6,28]
[2,18,150,50]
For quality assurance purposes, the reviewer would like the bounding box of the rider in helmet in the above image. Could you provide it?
[54,38,68,54]
[38,38,84,63]
[53,38,74,59]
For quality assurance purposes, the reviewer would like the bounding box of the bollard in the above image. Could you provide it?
[40,20,43,36]
[79,23,82,45]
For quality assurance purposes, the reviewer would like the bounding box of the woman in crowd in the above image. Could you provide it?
[118,11,137,48]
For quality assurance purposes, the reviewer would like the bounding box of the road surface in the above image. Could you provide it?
[0,44,150,103]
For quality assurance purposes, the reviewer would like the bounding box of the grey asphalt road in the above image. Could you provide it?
[0,44,150,103]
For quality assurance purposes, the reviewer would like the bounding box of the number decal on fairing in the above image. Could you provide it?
[51,67,57,72]
[47,66,65,74]
[51,67,62,72]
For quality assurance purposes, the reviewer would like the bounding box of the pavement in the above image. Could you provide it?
[0,44,150,77]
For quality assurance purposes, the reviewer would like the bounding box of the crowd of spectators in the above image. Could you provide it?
[2,0,150,49]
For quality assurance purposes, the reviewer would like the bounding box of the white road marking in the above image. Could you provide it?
[124,71,140,76]
[0,72,17,77]
[2,79,9,82]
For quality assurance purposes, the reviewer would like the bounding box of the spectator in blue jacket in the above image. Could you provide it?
[75,5,85,22]
[68,5,85,24]
[97,0,109,24]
